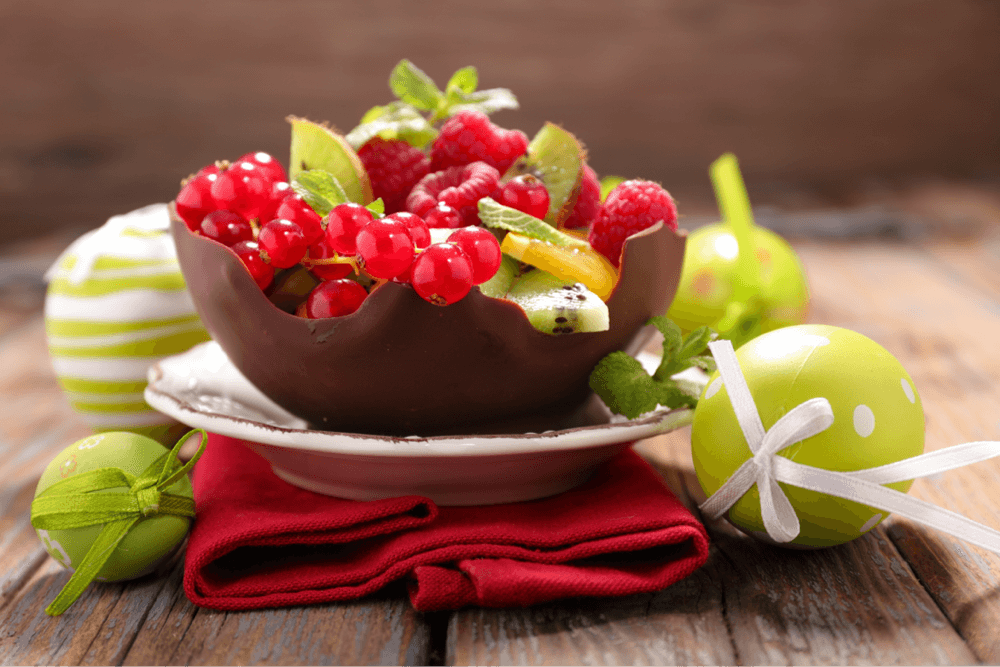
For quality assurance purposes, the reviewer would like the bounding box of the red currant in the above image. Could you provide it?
[176,167,218,231]
[303,279,368,318]
[258,219,309,269]
[446,227,502,285]
[325,203,375,255]
[259,181,293,223]
[275,194,324,244]
[387,211,430,249]
[423,202,463,229]
[302,238,353,281]
[199,210,253,247]
[236,151,287,185]
[231,240,274,290]
[500,174,550,220]
[355,218,415,279]
[210,161,272,221]
[411,243,474,306]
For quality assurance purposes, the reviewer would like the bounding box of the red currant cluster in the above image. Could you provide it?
[174,151,505,317]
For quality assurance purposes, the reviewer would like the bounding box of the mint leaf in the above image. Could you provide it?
[649,315,683,381]
[478,198,588,247]
[345,101,439,150]
[389,59,444,112]
[678,326,714,364]
[448,88,519,116]
[589,352,660,419]
[292,170,348,216]
[365,198,385,217]
[446,66,478,95]
[589,316,716,419]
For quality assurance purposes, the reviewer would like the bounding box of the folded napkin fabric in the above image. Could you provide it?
[184,434,709,612]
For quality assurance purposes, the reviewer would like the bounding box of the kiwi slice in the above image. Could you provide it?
[502,123,585,228]
[478,254,520,299]
[287,116,373,205]
[504,269,609,335]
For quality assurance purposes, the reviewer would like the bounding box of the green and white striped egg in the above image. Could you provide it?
[44,203,211,444]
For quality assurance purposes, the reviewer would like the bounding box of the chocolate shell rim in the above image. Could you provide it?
[168,200,680,326]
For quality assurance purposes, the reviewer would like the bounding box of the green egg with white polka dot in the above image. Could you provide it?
[691,324,925,547]
[44,204,210,445]
[33,432,194,581]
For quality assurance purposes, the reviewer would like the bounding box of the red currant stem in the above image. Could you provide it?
[249,218,260,239]
[307,255,361,274]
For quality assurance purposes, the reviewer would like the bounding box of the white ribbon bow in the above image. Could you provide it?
[699,339,1000,554]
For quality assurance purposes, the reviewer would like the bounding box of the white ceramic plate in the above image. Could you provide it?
[145,342,701,505]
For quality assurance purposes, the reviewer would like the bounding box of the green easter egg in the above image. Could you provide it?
[44,204,210,444]
[34,432,194,581]
[691,325,925,547]
[667,222,809,335]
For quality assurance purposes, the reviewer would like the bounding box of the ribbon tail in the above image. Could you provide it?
[776,459,1000,555]
[759,475,800,543]
[45,516,139,616]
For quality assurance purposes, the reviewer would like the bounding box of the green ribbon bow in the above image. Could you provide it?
[710,153,765,347]
[30,429,207,616]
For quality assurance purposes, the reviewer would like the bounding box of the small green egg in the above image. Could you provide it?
[691,324,925,547]
[34,431,193,581]
[667,222,810,336]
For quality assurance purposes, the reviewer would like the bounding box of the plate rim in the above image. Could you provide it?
[144,343,696,457]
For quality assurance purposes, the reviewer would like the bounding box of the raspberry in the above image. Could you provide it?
[406,162,500,227]
[587,180,677,267]
[358,138,431,214]
[562,164,600,229]
[430,110,528,174]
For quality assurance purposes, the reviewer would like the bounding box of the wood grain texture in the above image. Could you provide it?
[793,239,1000,663]
[2,0,999,242]
[123,581,433,666]
[447,572,735,665]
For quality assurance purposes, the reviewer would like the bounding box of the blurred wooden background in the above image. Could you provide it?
[1,0,999,243]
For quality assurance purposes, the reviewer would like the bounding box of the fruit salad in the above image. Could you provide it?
[168,61,686,436]
[173,60,678,336]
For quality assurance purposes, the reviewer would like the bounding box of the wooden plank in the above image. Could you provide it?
[447,565,734,665]
[792,239,1000,663]
[124,584,433,666]
[640,432,980,666]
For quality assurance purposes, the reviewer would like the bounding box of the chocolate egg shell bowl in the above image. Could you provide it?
[169,206,685,437]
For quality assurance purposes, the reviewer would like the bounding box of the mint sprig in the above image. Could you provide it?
[291,170,349,216]
[390,60,444,112]
[589,317,717,419]
[345,101,439,151]
[292,169,386,219]
[347,61,520,150]
[478,198,588,247]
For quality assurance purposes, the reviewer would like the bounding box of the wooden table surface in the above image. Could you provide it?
[0,211,999,665]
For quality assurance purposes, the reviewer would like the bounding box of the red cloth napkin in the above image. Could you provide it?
[184,434,709,612]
